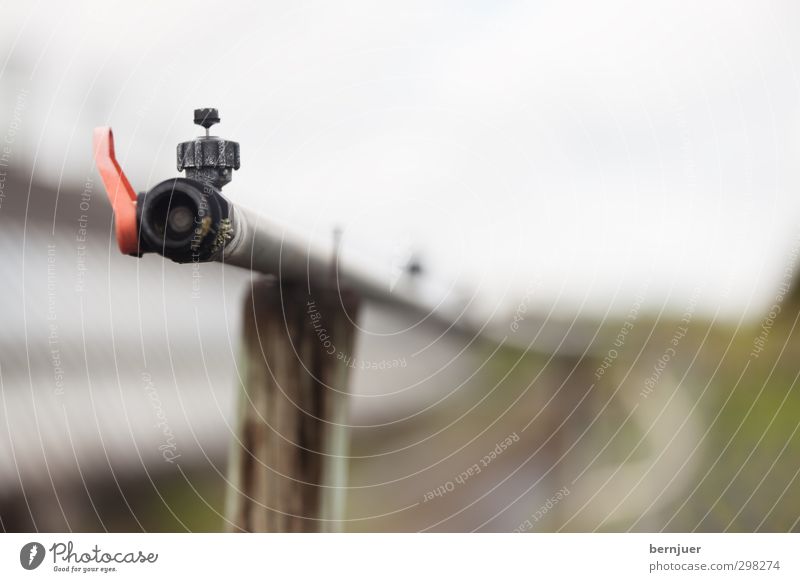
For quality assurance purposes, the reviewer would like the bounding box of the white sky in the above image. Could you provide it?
[1,0,799,322]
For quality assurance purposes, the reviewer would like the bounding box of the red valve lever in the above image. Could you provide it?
[93,127,139,255]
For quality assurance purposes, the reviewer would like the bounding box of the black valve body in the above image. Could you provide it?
[136,108,239,263]
[136,178,233,263]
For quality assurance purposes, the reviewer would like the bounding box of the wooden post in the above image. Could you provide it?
[225,276,359,532]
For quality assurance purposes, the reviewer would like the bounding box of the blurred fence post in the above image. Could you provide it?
[225,276,359,532]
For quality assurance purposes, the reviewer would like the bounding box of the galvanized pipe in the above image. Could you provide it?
[222,204,421,305]
[136,180,462,325]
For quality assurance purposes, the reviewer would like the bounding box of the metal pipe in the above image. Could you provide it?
[225,205,421,304]
[136,180,454,318]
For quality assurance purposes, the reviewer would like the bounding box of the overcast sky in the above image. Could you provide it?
[1,0,799,323]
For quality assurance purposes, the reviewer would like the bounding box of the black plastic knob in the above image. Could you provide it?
[177,108,240,188]
[194,108,220,130]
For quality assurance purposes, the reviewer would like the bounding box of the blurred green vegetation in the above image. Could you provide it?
[132,299,800,532]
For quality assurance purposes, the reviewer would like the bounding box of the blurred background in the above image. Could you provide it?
[1,0,800,532]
